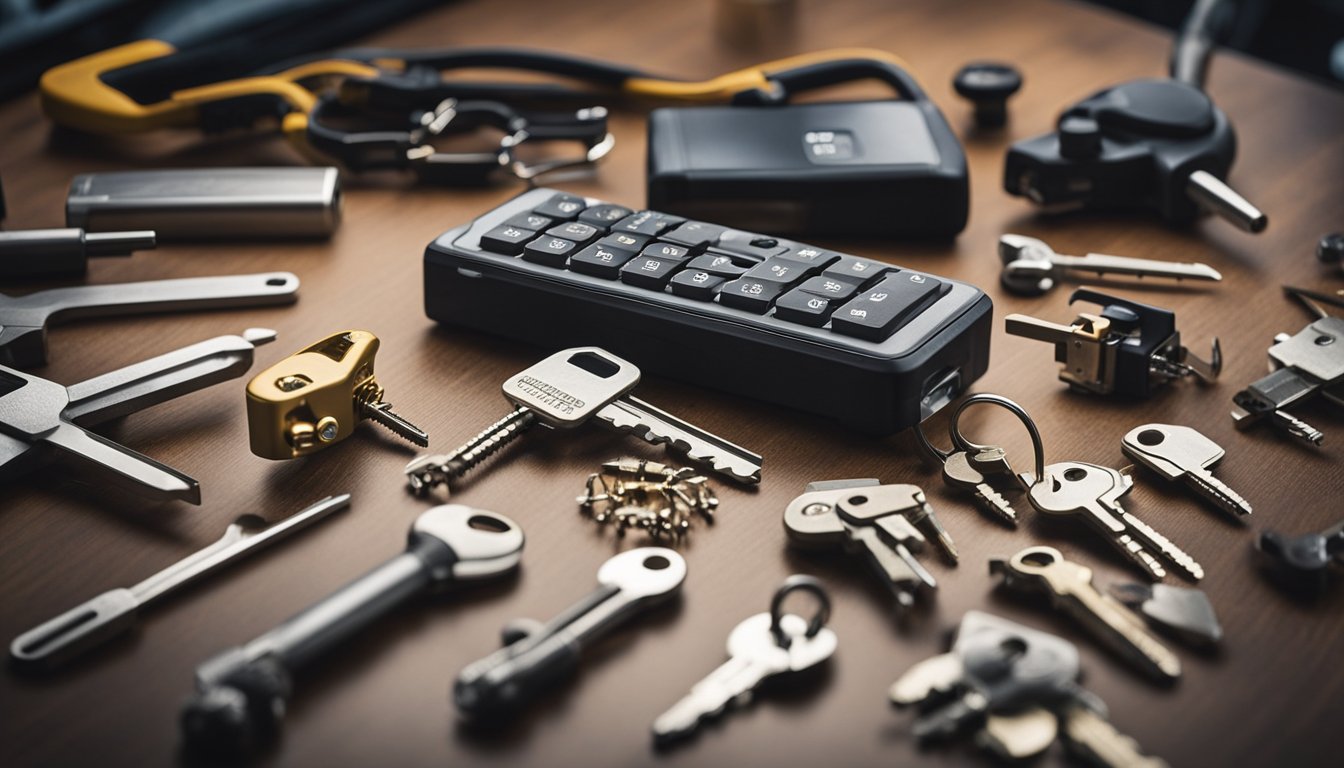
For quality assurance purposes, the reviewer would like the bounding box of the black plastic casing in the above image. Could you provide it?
[647,101,969,238]
[423,189,992,435]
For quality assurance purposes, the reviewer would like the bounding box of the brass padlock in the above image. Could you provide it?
[246,330,427,459]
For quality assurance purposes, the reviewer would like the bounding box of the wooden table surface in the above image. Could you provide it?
[2,1,1341,766]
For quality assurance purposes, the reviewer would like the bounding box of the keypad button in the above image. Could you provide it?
[796,275,859,300]
[578,204,633,226]
[718,278,784,313]
[830,273,944,341]
[504,212,553,231]
[599,232,651,252]
[716,230,788,259]
[669,269,726,300]
[662,221,727,248]
[777,246,840,269]
[774,290,836,326]
[619,254,687,289]
[480,224,536,255]
[822,256,891,286]
[742,258,810,286]
[533,193,586,220]
[570,243,637,278]
[685,253,749,278]
[641,242,691,261]
[546,221,600,246]
[613,210,685,236]
[522,235,578,267]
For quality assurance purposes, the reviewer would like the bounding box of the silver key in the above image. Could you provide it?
[652,576,836,744]
[406,347,761,493]
[1121,423,1252,518]
[999,234,1221,297]
[1026,461,1203,581]
[991,546,1182,683]
[1062,703,1170,768]
[942,447,1020,526]
[455,547,686,717]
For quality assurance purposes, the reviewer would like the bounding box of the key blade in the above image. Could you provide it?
[1051,252,1222,283]
[595,396,762,484]
[652,656,771,743]
[1116,509,1204,581]
[363,401,430,446]
[1056,577,1182,683]
[1184,469,1253,518]
[1062,703,1170,768]
[130,494,351,605]
[44,424,200,504]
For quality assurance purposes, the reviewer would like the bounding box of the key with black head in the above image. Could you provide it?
[0,273,298,368]
[784,479,956,612]
[455,547,685,718]
[180,504,524,759]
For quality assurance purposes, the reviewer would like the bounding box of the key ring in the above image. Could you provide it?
[947,393,1046,485]
[769,575,831,649]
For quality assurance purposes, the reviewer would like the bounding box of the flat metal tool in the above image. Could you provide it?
[0,272,298,367]
[999,234,1222,297]
[9,494,349,670]
[0,328,276,504]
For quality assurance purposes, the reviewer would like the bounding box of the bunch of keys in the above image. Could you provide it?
[890,611,1169,766]
[406,346,762,494]
[652,575,836,746]
[577,458,718,540]
[246,330,427,459]
[917,393,1046,526]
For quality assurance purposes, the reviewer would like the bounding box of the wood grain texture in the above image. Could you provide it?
[1,1,1341,766]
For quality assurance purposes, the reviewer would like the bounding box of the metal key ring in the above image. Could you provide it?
[947,393,1046,484]
[769,575,831,649]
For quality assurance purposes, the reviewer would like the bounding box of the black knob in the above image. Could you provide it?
[953,62,1023,128]
[1058,116,1102,159]
[1317,232,1344,264]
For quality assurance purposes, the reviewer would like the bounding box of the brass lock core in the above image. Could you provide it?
[246,330,427,459]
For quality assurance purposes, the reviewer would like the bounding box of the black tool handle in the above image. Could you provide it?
[454,626,584,717]
[9,589,139,670]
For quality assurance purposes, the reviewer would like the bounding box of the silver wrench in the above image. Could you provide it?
[0,272,299,367]
[999,234,1221,296]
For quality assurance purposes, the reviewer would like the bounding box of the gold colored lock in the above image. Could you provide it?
[246,330,427,459]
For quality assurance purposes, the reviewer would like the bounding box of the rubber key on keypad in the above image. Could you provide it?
[600,232,650,252]
[571,244,637,279]
[614,211,684,236]
[718,278,784,313]
[480,225,536,255]
[523,236,578,267]
[777,246,840,269]
[662,221,727,248]
[578,204,633,226]
[830,273,943,341]
[504,213,553,231]
[685,253,748,278]
[797,276,859,301]
[547,221,600,246]
[669,270,726,300]
[533,194,586,220]
[620,255,687,289]
[743,258,811,287]
[774,290,836,326]
[822,256,891,286]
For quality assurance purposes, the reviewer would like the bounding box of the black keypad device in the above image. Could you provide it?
[423,188,992,433]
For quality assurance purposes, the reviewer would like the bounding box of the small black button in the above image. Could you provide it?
[685,253,748,277]
[570,243,637,278]
[504,212,553,231]
[619,253,687,289]
[578,204,632,226]
[774,290,836,326]
[822,256,891,286]
[669,269,726,300]
[546,221,599,246]
[613,210,685,236]
[522,235,578,267]
[532,193,586,220]
[777,246,840,269]
[716,230,788,259]
[718,278,784,313]
[742,258,810,286]
[480,224,536,255]
[830,273,943,341]
[662,221,727,248]
[598,232,651,252]
[796,275,859,300]
[641,242,691,261]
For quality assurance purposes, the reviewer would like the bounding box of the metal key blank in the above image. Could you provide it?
[455,547,685,718]
[406,346,761,493]
[784,479,956,612]
[1121,423,1251,519]
[1026,461,1204,582]
[10,495,349,671]
[999,234,1221,297]
[652,575,836,746]
[180,504,524,758]
[0,272,299,368]
[991,546,1182,683]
